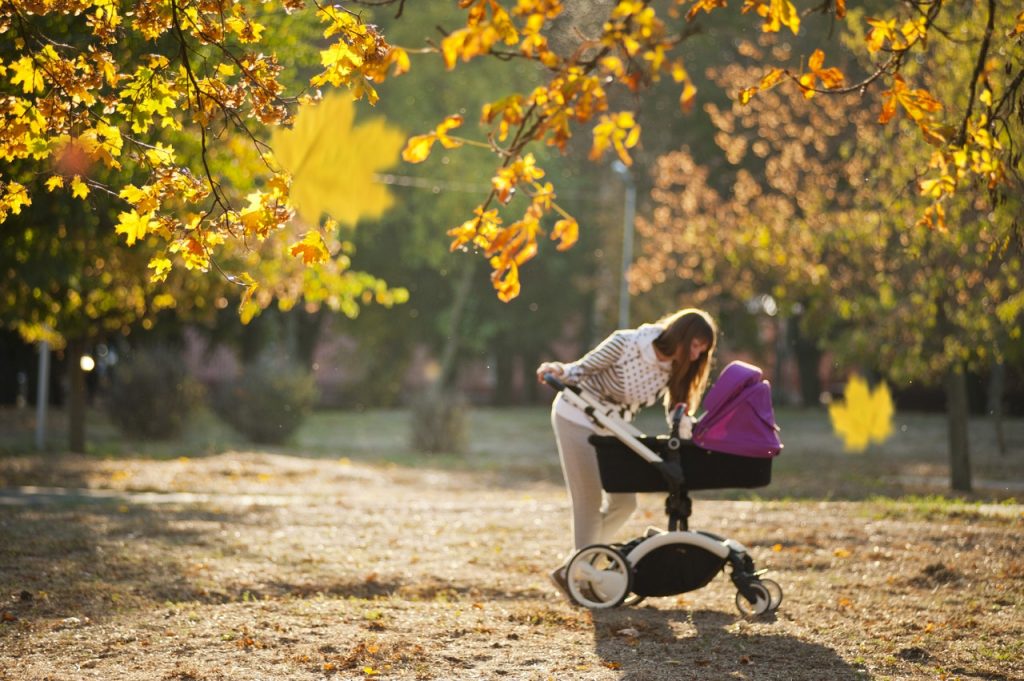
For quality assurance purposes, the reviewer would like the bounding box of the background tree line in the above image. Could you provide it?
[1,1,1021,491]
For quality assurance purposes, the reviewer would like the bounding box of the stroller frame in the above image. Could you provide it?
[546,374,782,615]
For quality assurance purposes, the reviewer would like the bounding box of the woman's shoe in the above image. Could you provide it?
[548,565,573,603]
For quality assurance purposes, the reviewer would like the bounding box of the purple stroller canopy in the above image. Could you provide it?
[692,361,782,458]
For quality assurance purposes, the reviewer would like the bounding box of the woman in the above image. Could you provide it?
[535,308,718,600]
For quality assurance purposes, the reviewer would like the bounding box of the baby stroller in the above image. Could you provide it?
[544,361,784,616]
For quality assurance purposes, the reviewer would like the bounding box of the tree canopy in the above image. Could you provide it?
[628,12,1023,490]
[1,0,1022,325]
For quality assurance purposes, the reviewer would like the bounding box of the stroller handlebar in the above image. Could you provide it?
[542,372,578,394]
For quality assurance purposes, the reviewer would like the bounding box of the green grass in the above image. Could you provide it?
[2,403,1023,500]
[859,494,1022,521]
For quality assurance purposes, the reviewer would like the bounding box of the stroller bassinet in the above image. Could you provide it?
[592,360,780,496]
[589,436,772,493]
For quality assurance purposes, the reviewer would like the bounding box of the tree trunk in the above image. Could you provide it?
[67,338,87,453]
[294,309,325,371]
[492,342,515,406]
[437,259,477,390]
[773,314,788,406]
[791,314,822,408]
[945,365,972,493]
[412,259,476,454]
[987,359,1007,456]
[523,349,541,404]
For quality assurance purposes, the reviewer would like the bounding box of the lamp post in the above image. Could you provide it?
[35,341,49,450]
[611,160,636,330]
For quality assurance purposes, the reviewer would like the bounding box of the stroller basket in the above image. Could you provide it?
[589,435,772,493]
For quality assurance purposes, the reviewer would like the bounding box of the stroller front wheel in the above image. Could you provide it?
[735,581,773,617]
[566,544,633,609]
[759,578,783,610]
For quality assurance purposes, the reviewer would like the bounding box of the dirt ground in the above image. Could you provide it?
[1,451,1022,681]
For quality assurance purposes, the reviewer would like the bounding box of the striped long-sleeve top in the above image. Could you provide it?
[553,323,672,429]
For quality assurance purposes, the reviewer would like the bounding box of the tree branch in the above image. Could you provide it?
[956,0,996,147]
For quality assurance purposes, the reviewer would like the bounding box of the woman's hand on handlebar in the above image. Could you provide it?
[536,362,564,384]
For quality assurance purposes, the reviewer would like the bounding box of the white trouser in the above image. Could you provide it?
[550,404,637,558]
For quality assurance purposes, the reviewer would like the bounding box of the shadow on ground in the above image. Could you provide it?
[0,500,258,624]
[0,497,552,628]
[593,608,866,680]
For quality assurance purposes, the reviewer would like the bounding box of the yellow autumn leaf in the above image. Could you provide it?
[45,176,64,192]
[828,374,894,453]
[148,256,173,283]
[551,217,578,251]
[4,182,31,214]
[491,259,521,303]
[288,231,330,265]
[679,80,697,112]
[238,274,260,324]
[750,0,800,35]
[759,67,785,91]
[402,133,436,163]
[115,209,157,246]
[589,112,640,164]
[9,55,44,93]
[865,17,897,54]
[270,92,405,228]
[120,184,159,214]
[70,175,89,199]
[145,142,176,166]
[389,46,411,76]
[435,114,464,149]
[440,28,468,70]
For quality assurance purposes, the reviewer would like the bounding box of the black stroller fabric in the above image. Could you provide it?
[589,435,772,492]
[631,543,726,596]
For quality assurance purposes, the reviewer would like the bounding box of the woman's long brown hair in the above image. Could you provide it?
[653,308,717,414]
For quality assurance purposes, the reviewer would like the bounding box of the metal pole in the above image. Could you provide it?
[613,162,636,330]
[35,341,50,450]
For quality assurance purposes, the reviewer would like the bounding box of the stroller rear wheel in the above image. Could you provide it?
[566,545,633,609]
